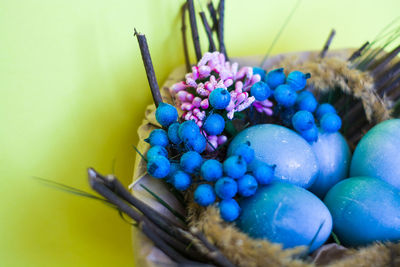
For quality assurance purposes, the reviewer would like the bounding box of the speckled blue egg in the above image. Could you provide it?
[236,183,332,252]
[228,124,319,188]
[324,176,400,247]
[350,119,400,189]
[309,130,351,198]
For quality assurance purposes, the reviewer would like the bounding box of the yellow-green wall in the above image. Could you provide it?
[1,0,398,266]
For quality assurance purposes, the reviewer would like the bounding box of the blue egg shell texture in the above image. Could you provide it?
[324,177,400,247]
[236,183,332,252]
[228,124,319,188]
[309,130,351,198]
[350,119,400,189]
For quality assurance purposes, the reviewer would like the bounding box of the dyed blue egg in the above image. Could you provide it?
[309,130,351,198]
[236,183,332,252]
[228,124,319,188]
[350,119,400,189]
[324,177,400,247]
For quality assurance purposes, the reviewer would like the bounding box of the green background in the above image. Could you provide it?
[1,0,398,266]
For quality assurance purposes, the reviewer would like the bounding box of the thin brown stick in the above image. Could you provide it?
[88,168,186,230]
[346,114,368,138]
[89,175,212,264]
[341,101,364,126]
[375,61,400,93]
[348,41,369,62]
[217,0,227,59]
[369,45,400,77]
[386,75,400,99]
[187,0,202,61]
[134,29,163,107]
[141,223,191,263]
[89,173,191,263]
[181,3,191,72]
[88,168,237,267]
[200,11,217,52]
[320,29,336,58]
[207,1,219,35]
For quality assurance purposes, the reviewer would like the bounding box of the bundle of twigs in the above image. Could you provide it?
[88,168,235,267]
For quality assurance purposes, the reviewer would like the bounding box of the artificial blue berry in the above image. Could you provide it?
[273,84,297,107]
[171,170,192,190]
[209,88,231,109]
[296,91,318,112]
[214,177,238,199]
[168,122,182,145]
[147,156,170,179]
[223,155,247,179]
[320,113,342,133]
[237,174,258,197]
[178,120,200,142]
[316,103,337,120]
[203,114,225,135]
[250,81,271,101]
[146,129,169,147]
[180,151,203,174]
[166,162,181,183]
[300,125,319,143]
[252,162,275,185]
[219,199,241,222]
[286,71,311,91]
[265,68,286,89]
[155,103,178,127]
[194,184,216,206]
[253,67,266,81]
[186,134,206,153]
[292,110,315,132]
[233,142,255,164]
[146,145,168,160]
[201,159,223,182]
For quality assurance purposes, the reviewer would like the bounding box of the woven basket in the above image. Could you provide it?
[131,50,400,267]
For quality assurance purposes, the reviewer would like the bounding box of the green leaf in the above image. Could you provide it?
[139,184,186,223]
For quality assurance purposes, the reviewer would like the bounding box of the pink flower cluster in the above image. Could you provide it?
[170,52,273,150]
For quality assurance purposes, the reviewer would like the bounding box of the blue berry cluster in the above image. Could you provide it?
[251,68,310,107]
[194,142,276,222]
[251,68,342,143]
[145,103,209,189]
[146,103,276,222]
[289,100,341,142]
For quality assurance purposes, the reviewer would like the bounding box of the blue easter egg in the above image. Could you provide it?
[228,124,319,188]
[236,183,332,252]
[324,176,400,247]
[309,130,351,198]
[350,119,400,189]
